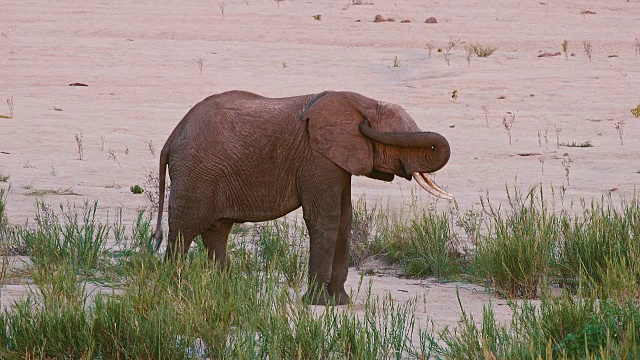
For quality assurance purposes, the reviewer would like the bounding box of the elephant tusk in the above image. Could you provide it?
[412,172,454,200]
[420,172,453,198]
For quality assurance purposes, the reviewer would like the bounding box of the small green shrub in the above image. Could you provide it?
[129,184,144,194]
[631,104,640,118]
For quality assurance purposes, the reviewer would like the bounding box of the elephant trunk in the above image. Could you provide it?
[359,120,450,150]
[359,119,453,200]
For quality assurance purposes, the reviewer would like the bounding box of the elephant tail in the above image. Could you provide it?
[151,144,170,253]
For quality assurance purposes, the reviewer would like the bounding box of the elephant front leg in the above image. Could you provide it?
[299,175,352,305]
[302,211,341,306]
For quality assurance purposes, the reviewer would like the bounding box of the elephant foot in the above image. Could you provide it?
[302,285,350,306]
[329,287,350,306]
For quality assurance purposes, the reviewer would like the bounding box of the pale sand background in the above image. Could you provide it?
[1,0,640,335]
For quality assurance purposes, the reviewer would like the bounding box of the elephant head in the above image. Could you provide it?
[299,91,452,199]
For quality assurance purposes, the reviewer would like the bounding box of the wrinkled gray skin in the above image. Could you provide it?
[153,90,451,305]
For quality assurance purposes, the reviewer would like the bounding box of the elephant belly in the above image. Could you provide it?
[215,175,302,222]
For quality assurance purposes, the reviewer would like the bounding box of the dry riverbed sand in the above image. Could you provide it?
[1,0,640,336]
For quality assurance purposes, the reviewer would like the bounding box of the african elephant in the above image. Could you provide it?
[152,90,452,305]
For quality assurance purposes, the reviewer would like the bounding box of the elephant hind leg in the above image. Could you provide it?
[327,182,352,306]
[164,227,198,262]
[200,221,233,267]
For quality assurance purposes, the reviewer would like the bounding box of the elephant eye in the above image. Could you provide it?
[430,146,435,151]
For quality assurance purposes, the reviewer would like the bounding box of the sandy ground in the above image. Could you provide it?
[1,0,640,340]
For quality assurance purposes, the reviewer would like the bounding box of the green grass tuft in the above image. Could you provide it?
[474,186,557,298]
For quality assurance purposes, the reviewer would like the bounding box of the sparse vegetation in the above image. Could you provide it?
[194,57,203,73]
[144,169,169,210]
[130,185,144,194]
[583,41,592,62]
[145,139,155,157]
[562,39,568,61]
[0,188,8,237]
[392,55,400,67]
[349,197,377,269]
[107,148,121,167]
[464,45,472,66]
[75,132,84,160]
[0,173,8,182]
[562,154,574,186]
[555,125,562,148]
[481,105,489,127]
[426,43,434,59]
[502,112,515,145]
[615,119,625,145]
[6,96,14,118]
[631,104,640,118]
[23,187,80,196]
[559,141,593,148]
[442,38,459,66]
[451,89,458,100]
[465,42,497,58]
[313,14,322,21]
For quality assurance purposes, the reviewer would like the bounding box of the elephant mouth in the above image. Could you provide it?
[412,172,453,200]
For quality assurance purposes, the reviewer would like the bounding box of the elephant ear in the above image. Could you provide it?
[300,92,376,176]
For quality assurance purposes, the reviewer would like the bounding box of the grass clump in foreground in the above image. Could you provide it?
[441,290,640,359]
[350,195,464,281]
[474,186,557,298]
[375,210,463,280]
[0,201,440,359]
[1,186,640,358]
[557,196,640,297]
